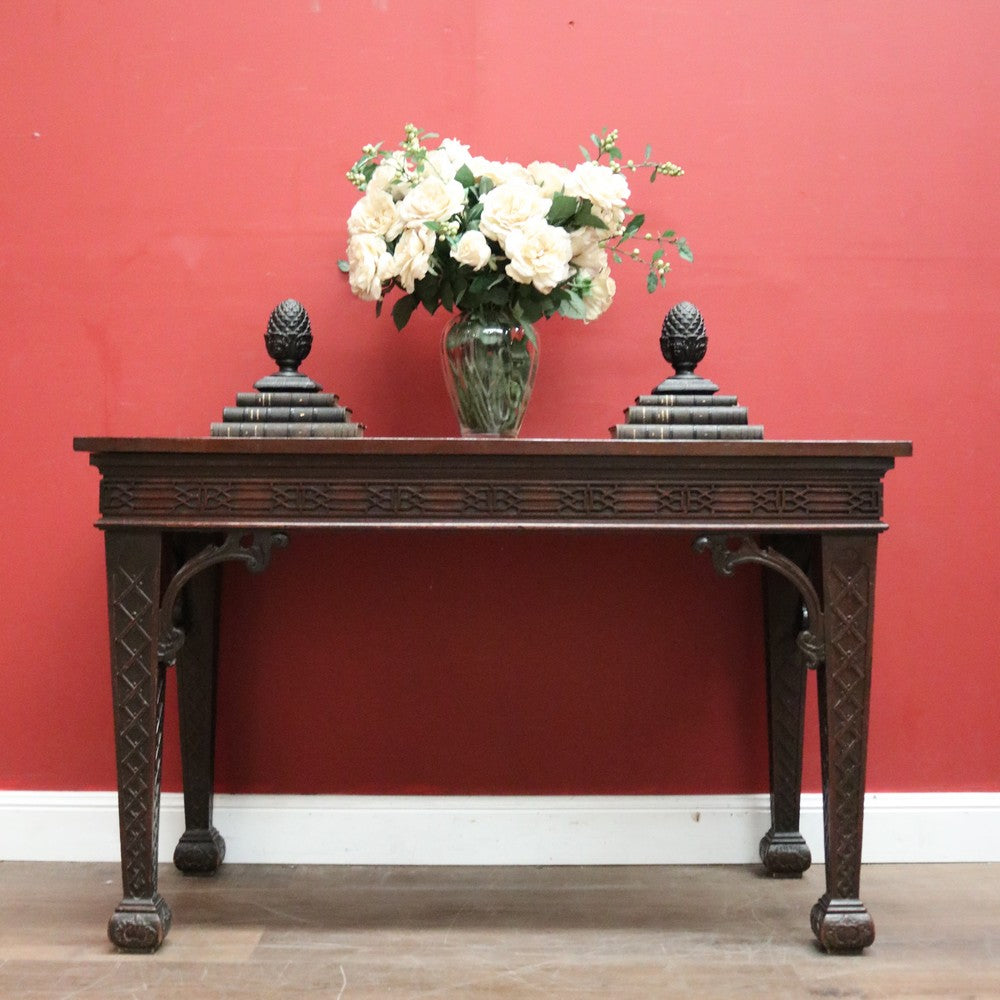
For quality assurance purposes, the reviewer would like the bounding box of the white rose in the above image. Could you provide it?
[581,265,616,321]
[527,160,572,197]
[451,230,492,270]
[425,138,472,180]
[347,234,395,301]
[570,226,607,271]
[398,176,466,228]
[368,152,412,198]
[479,180,552,247]
[468,157,533,186]
[503,219,573,294]
[593,202,627,235]
[438,137,471,164]
[393,225,436,292]
[567,161,630,211]
[347,189,404,240]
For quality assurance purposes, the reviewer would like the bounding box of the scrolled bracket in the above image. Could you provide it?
[157,530,289,663]
[693,535,825,669]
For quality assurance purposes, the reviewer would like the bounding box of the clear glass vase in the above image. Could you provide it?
[440,309,539,437]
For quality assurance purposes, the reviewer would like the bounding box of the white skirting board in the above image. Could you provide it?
[1,792,997,864]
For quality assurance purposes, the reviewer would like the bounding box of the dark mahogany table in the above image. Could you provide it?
[75,437,910,953]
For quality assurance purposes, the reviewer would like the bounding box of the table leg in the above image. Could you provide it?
[759,534,814,877]
[171,534,226,875]
[104,529,171,952]
[811,532,878,952]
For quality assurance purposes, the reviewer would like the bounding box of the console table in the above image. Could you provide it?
[75,437,910,954]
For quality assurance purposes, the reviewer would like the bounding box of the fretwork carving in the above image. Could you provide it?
[172,484,237,513]
[694,535,825,668]
[158,531,288,663]
[101,477,882,522]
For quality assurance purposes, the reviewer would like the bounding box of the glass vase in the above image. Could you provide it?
[440,309,539,437]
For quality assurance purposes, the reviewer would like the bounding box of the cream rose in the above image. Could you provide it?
[527,160,572,197]
[397,176,466,228]
[566,161,630,211]
[581,265,616,321]
[346,234,395,301]
[425,138,472,180]
[570,226,607,271]
[347,189,404,240]
[503,219,573,294]
[479,180,552,247]
[451,230,492,270]
[367,151,412,198]
[468,157,534,186]
[392,225,436,292]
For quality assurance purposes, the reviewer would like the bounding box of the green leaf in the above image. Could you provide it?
[557,291,588,321]
[613,252,622,264]
[662,230,675,239]
[547,192,578,226]
[651,248,664,262]
[440,278,454,312]
[484,283,510,305]
[676,237,694,262]
[646,272,658,294]
[621,213,645,239]
[454,163,476,188]
[644,144,652,161]
[571,203,608,230]
[337,259,350,273]
[415,274,441,314]
[609,146,622,161]
[391,294,419,331]
[579,144,591,162]
[517,293,547,324]
[479,176,495,195]
[375,298,383,318]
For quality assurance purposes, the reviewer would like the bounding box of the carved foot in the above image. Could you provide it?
[810,894,875,952]
[759,828,811,878]
[173,827,226,875]
[108,894,172,952]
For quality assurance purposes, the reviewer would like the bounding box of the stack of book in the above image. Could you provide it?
[611,390,763,440]
[610,301,764,440]
[210,390,364,438]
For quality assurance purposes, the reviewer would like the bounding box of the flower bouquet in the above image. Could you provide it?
[340,125,691,434]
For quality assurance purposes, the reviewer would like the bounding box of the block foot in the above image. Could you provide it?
[108,894,172,953]
[173,827,226,875]
[759,828,811,877]
[810,894,875,952]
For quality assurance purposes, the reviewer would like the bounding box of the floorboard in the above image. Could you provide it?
[0,862,997,998]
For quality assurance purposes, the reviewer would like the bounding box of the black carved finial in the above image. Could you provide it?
[254,298,322,392]
[653,301,718,395]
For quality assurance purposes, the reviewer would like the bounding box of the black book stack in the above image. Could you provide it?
[211,299,364,438]
[610,302,763,440]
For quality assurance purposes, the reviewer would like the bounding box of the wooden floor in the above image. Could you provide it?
[0,862,997,998]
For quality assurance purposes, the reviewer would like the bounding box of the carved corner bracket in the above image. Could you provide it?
[693,535,825,669]
[158,531,289,663]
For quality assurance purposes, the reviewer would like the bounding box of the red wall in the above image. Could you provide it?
[2,1,997,796]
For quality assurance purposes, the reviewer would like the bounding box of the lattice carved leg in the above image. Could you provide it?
[104,530,171,952]
[170,534,226,875]
[759,535,815,877]
[811,533,877,952]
